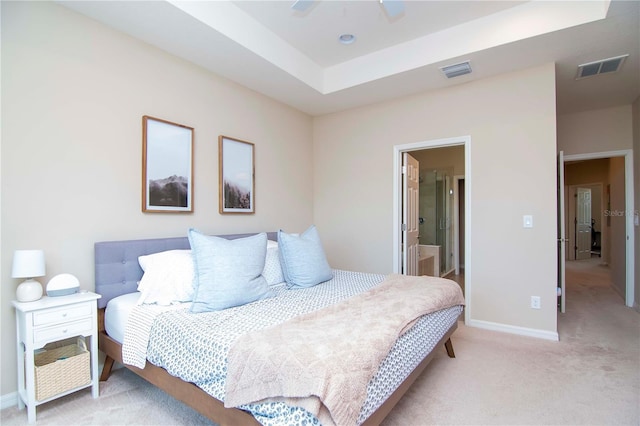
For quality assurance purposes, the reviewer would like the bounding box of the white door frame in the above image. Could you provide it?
[393,135,471,322]
[558,151,566,313]
[562,150,635,307]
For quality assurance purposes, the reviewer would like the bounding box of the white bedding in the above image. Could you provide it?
[105,292,189,345]
[104,292,140,343]
[105,270,463,425]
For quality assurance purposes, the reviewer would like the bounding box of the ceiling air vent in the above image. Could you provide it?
[576,54,629,80]
[440,61,472,79]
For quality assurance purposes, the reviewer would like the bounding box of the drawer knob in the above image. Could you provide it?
[62,313,68,317]
[62,329,68,334]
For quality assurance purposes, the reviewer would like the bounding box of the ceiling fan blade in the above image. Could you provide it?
[291,0,315,12]
[381,0,404,18]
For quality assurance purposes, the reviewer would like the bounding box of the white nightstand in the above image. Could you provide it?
[12,291,101,423]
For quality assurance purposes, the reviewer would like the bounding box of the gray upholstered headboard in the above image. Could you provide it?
[94,232,278,309]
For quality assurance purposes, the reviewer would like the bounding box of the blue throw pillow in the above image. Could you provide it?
[188,229,274,313]
[278,225,333,289]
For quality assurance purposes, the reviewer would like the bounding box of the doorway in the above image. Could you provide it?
[575,187,592,260]
[566,183,603,260]
[560,150,635,310]
[419,166,455,275]
[393,136,470,322]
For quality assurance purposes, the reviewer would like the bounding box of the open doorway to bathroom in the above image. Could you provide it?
[412,147,464,279]
[393,137,469,321]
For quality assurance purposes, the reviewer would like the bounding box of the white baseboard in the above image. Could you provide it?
[468,318,559,341]
[0,392,18,410]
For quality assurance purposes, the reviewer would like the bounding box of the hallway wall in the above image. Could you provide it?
[609,156,627,299]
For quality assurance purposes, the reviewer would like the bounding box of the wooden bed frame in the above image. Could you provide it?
[94,233,458,426]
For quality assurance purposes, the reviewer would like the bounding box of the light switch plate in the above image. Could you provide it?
[523,215,533,228]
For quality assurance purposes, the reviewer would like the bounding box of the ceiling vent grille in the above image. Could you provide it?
[440,61,472,79]
[576,54,628,80]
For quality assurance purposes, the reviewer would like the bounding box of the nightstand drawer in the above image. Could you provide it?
[33,318,93,344]
[33,304,91,327]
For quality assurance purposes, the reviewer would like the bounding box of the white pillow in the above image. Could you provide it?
[263,240,285,286]
[137,250,195,305]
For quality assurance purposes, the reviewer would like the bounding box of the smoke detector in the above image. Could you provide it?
[576,54,628,80]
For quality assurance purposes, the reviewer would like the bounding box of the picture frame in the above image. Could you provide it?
[218,135,255,214]
[142,116,194,213]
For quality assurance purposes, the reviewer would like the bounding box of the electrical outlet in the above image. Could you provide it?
[531,296,541,309]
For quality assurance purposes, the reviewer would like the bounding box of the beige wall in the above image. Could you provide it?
[1,2,313,397]
[633,96,640,311]
[565,159,610,186]
[557,105,633,155]
[313,64,559,336]
[608,157,627,298]
[412,145,465,175]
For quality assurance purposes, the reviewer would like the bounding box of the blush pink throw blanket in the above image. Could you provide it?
[224,274,464,425]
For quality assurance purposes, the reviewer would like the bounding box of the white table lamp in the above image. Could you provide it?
[12,250,46,302]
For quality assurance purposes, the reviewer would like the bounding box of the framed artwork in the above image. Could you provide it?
[142,115,194,213]
[218,135,255,214]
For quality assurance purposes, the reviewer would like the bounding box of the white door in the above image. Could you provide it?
[576,187,592,260]
[402,153,419,275]
[558,151,566,313]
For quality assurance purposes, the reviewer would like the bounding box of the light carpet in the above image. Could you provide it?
[2,258,638,425]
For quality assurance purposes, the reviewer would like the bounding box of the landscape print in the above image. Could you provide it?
[219,136,254,214]
[222,179,250,209]
[143,116,193,212]
[149,175,188,207]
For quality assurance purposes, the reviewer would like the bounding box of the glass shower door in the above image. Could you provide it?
[436,169,453,275]
[419,167,454,276]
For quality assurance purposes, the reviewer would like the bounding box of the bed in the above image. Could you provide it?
[95,230,464,426]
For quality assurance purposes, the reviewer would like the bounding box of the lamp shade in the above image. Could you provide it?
[12,250,46,278]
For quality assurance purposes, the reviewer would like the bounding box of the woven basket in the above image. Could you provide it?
[34,338,90,401]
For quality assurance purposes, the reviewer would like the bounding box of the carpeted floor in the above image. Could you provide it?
[3,258,638,425]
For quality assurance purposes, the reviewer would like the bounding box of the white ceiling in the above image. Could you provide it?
[58,0,640,117]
